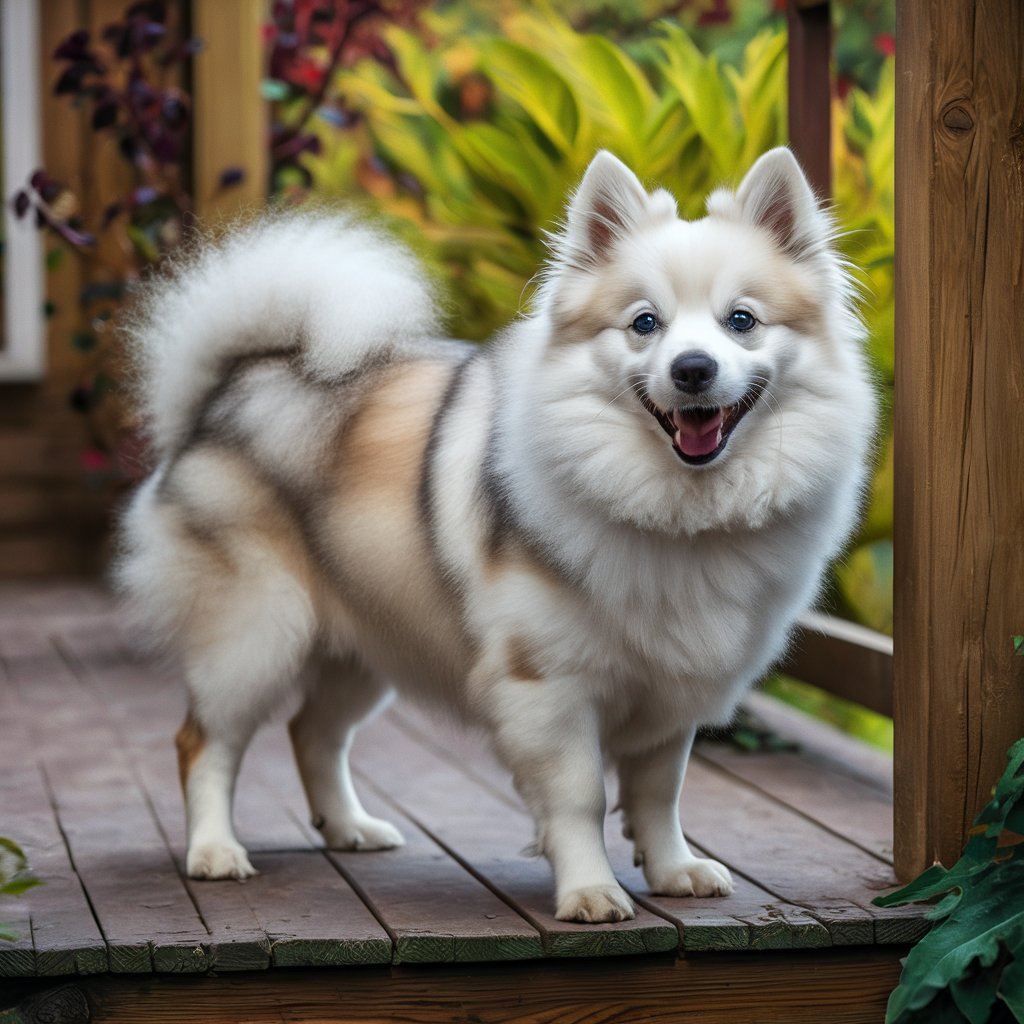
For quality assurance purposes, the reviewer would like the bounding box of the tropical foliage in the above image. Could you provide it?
[875,738,1024,1023]
[286,5,896,634]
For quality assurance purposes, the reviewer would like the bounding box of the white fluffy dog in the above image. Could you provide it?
[116,148,875,923]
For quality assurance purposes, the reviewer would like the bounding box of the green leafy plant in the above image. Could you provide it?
[305,9,896,639]
[0,838,41,942]
[874,738,1024,1023]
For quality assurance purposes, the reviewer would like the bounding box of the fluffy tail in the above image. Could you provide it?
[123,211,440,459]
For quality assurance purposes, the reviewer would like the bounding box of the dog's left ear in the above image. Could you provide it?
[560,151,674,269]
[735,148,826,259]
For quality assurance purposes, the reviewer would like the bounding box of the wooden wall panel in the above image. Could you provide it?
[893,0,1024,877]
[192,0,268,222]
[0,0,268,578]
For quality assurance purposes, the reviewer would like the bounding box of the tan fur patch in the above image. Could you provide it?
[506,634,545,682]
[323,359,477,690]
[175,710,206,793]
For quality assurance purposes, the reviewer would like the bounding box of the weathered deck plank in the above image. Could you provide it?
[0,585,926,979]
[386,707,837,952]
[350,715,680,958]
[54,625,393,972]
[2,625,211,974]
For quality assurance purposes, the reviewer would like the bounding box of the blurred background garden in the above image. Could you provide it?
[8,0,896,747]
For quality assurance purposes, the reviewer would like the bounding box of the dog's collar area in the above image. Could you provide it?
[634,384,761,465]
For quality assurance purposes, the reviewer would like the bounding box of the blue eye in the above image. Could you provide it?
[726,309,756,332]
[632,313,658,335]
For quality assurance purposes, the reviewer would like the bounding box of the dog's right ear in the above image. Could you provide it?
[557,152,674,270]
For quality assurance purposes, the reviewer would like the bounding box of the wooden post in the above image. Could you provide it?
[893,0,1024,879]
[786,0,831,200]
[191,0,268,222]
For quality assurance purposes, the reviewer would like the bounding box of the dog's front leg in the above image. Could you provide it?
[617,729,734,898]
[489,680,634,923]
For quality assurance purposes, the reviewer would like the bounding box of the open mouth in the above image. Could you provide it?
[635,384,761,465]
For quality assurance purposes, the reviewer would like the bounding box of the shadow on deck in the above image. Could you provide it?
[0,582,924,1023]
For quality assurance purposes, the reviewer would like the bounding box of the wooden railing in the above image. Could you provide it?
[785,0,1024,881]
[781,613,893,719]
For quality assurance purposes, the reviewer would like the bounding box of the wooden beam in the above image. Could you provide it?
[786,0,831,200]
[191,0,268,222]
[26,951,908,1024]
[894,0,1024,879]
[780,613,893,718]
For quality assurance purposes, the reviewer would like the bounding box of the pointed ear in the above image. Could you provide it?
[560,151,656,267]
[735,148,825,259]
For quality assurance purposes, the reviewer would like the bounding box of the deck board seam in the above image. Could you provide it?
[50,631,217,948]
[387,707,523,813]
[691,751,895,867]
[282,804,401,959]
[352,766,558,957]
[36,759,113,973]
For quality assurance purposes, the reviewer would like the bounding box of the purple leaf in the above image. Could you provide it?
[29,169,49,192]
[101,201,123,227]
[92,101,118,130]
[150,134,180,162]
[127,0,167,22]
[55,222,97,248]
[53,30,91,60]
[69,386,93,413]
[12,191,30,218]
[118,136,142,164]
[55,64,89,95]
[131,186,159,205]
[218,167,245,189]
[161,96,187,128]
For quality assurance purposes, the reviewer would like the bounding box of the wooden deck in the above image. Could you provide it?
[0,583,926,1021]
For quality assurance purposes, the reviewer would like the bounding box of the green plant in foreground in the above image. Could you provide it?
[874,738,1024,1023]
[0,838,40,942]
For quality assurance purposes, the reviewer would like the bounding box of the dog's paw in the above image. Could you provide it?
[648,857,734,898]
[187,839,258,881]
[321,813,405,852]
[556,884,635,923]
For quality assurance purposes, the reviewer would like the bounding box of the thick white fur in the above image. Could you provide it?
[116,149,876,923]
[123,212,439,459]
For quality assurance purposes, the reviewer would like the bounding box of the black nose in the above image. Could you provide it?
[670,352,718,393]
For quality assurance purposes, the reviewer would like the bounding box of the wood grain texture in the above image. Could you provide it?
[53,625,391,972]
[383,705,921,950]
[893,0,1024,878]
[0,0,111,579]
[74,951,908,1024]
[781,613,893,717]
[385,707,834,953]
[1,585,925,979]
[786,0,832,199]
[351,715,680,959]
[0,623,210,974]
[192,0,268,221]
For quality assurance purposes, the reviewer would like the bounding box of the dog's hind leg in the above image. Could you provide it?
[289,657,404,851]
[177,551,317,880]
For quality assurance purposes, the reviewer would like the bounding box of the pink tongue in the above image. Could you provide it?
[672,408,724,458]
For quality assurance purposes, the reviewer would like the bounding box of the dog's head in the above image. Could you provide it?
[526,148,875,535]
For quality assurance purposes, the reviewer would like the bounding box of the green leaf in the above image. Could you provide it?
[996,955,1024,1018]
[479,39,580,155]
[874,739,1024,1023]
[46,246,65,271]
[1013,635,1023,656]
[71,330,97,352]
[885,862,1024,1022]
[0,877,41,897]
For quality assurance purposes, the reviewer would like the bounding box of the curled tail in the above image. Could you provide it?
[123,211,440,460]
